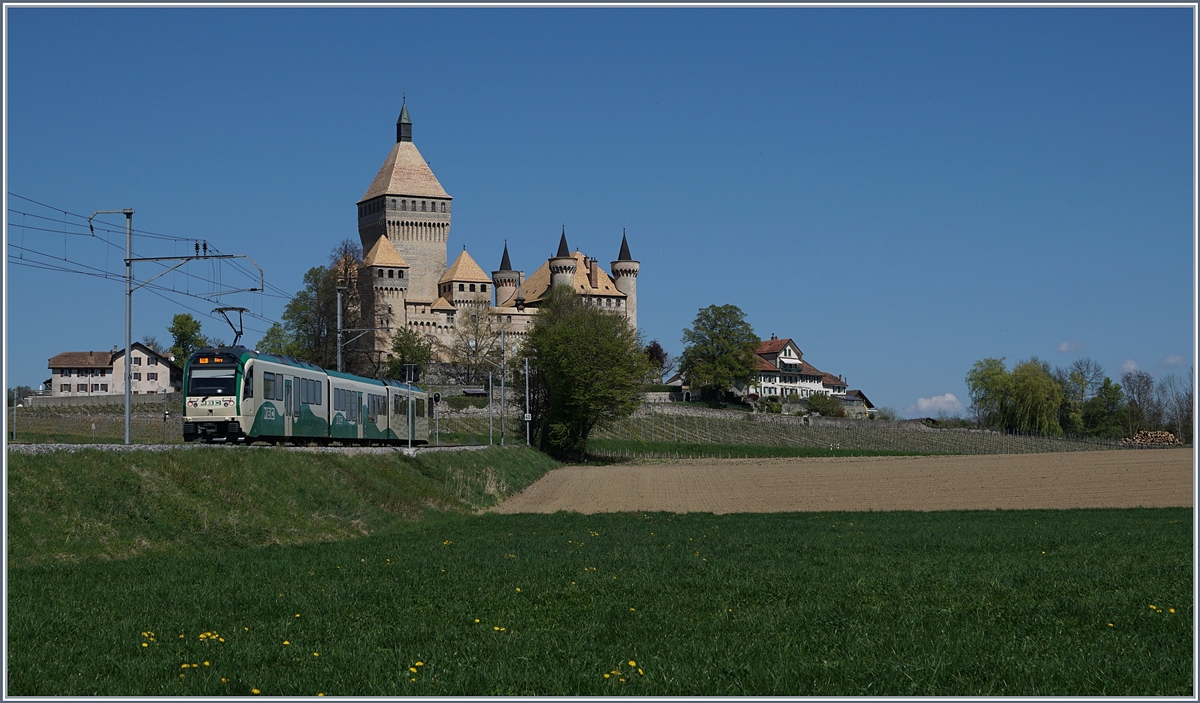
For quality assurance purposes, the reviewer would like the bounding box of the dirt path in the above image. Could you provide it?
[491,449,1195,514]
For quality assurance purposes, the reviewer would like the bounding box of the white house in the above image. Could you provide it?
[47,343,182,398]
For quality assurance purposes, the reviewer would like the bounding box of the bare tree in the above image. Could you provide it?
[1156,370,1193,443]
[1121,369,1162,433]
[1069,357,1105,401]
[439,307,512,386]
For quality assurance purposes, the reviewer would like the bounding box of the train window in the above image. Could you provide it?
[243,365,254,399]
[316,381,322,406]
[417,398,426,417]
[263,372,276,400]
[393,394,403,416]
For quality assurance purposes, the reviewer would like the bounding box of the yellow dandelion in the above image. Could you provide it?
[313,652,319,657]
[410,678,417,682]
[1108,623,1114,627]
[516,588,521,592]
[1170,608,1176,613]
[604,674,610,678]
[630,608,635,611]
[620,678,626,682]
[142,643,148,647]
[416,661,424,666]
[1150,604,1156,609]
[283,640,291,645]
[410,667,417,673]
[494,626,500,631]
[500,627,506,631]
[244,627,249,631]
[179,634,185,639]
[638,668,644,675]
[141,632,148,637]
[218,638,225,642]
[180,674,185,678]
[251,688,261,694]
[181,664,189,669]
[221,678,229,683]
[474,618,480,623]
[629,660,636,666]
[204,661,210,667]
[318,694,325,697]
[295,614,301,618]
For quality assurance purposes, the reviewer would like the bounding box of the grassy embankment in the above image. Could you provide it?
[7,446,559,567]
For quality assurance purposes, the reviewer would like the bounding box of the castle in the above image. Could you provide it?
[355,103,640,359]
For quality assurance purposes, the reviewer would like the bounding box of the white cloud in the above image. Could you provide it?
[1121,359,1140,374]
[1056,341,1084,353]
[906,393,964,417]
[1161,355,1185,367]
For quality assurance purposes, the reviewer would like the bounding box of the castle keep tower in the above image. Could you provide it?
[357,102,451,310]
[549,228,578,290]
[610,230,640,329]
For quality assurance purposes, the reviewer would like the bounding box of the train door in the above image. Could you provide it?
[284,378,294,437]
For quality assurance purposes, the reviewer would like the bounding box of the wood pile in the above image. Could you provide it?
[1120,430,1180,446]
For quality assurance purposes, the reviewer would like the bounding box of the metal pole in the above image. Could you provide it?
[124,209,133,445]
[525,357,530,446]
[500,329,505,446]
[434,397,439,447]
[489,372,494,446]
[407,366,413,450]
[163,392,168,444]
[11,392,16,442]
[336,287,344,372]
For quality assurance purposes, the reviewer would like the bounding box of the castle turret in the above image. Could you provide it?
[610,229,640,329]
[439,247,492,309]
[549,227,577,290]
[492,240,523,307]
[396,101,412,143]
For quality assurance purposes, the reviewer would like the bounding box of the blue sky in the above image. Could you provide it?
[4,6,1194,414]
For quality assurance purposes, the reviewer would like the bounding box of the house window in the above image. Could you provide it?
[77,384,88,392]
[133,373,141,381]
[60,384,70,392]
[458,284,464,292]
[99,370,106,377]
[147,373,158,381]
[149,357,158,366]
[133,357,141,365]
[92,384,101,392]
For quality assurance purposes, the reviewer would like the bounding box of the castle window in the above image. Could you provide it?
[440,202,446,213]
[401,200,407,211]
[458,284,464,292]
[469,284,476,292]
[378,269,384,278]
[388,270,394,278]
[398,270,403,278]
[421,201,427,212]
[481,284,487,292]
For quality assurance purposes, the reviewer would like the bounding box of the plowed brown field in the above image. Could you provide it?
[491,449,1194,514]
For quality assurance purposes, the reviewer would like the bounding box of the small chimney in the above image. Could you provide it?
[588,257,599,288]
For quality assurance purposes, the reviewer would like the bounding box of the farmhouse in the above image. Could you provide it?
[46,343,182,398]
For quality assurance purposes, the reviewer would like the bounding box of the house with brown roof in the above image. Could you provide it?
[354,104,640,362]
[746,335,855,403]
[47,343,181,398]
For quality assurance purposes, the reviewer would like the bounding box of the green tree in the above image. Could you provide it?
[678,305,759,399]
[1009,358,1063,435]
[168,313,209,361]
[804,393,844,418]
[386,327,436,379]
[965,357,1012,430]
[519,286,651,460]
[1082,377,1126,439]
[256,322,296,356]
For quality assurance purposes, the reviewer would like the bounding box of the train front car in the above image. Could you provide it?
[182,347,252,443]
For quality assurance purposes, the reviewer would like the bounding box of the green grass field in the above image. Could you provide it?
[7,506,1192,696]
[6,447,1193,695]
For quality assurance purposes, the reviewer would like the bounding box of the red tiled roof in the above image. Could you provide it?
[47,351,114,368]
[756,338,794,355]
[821,372,845,388]
[755,356,779,372]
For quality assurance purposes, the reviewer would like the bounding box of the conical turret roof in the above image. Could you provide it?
[617,229,633,261]
[556,227,570,257]
[397,103,411,125]
[498,241,513,271]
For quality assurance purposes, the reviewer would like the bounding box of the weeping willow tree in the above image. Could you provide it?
[966,357,1063,435]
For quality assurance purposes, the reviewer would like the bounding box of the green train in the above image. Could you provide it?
[181,346,429,445]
